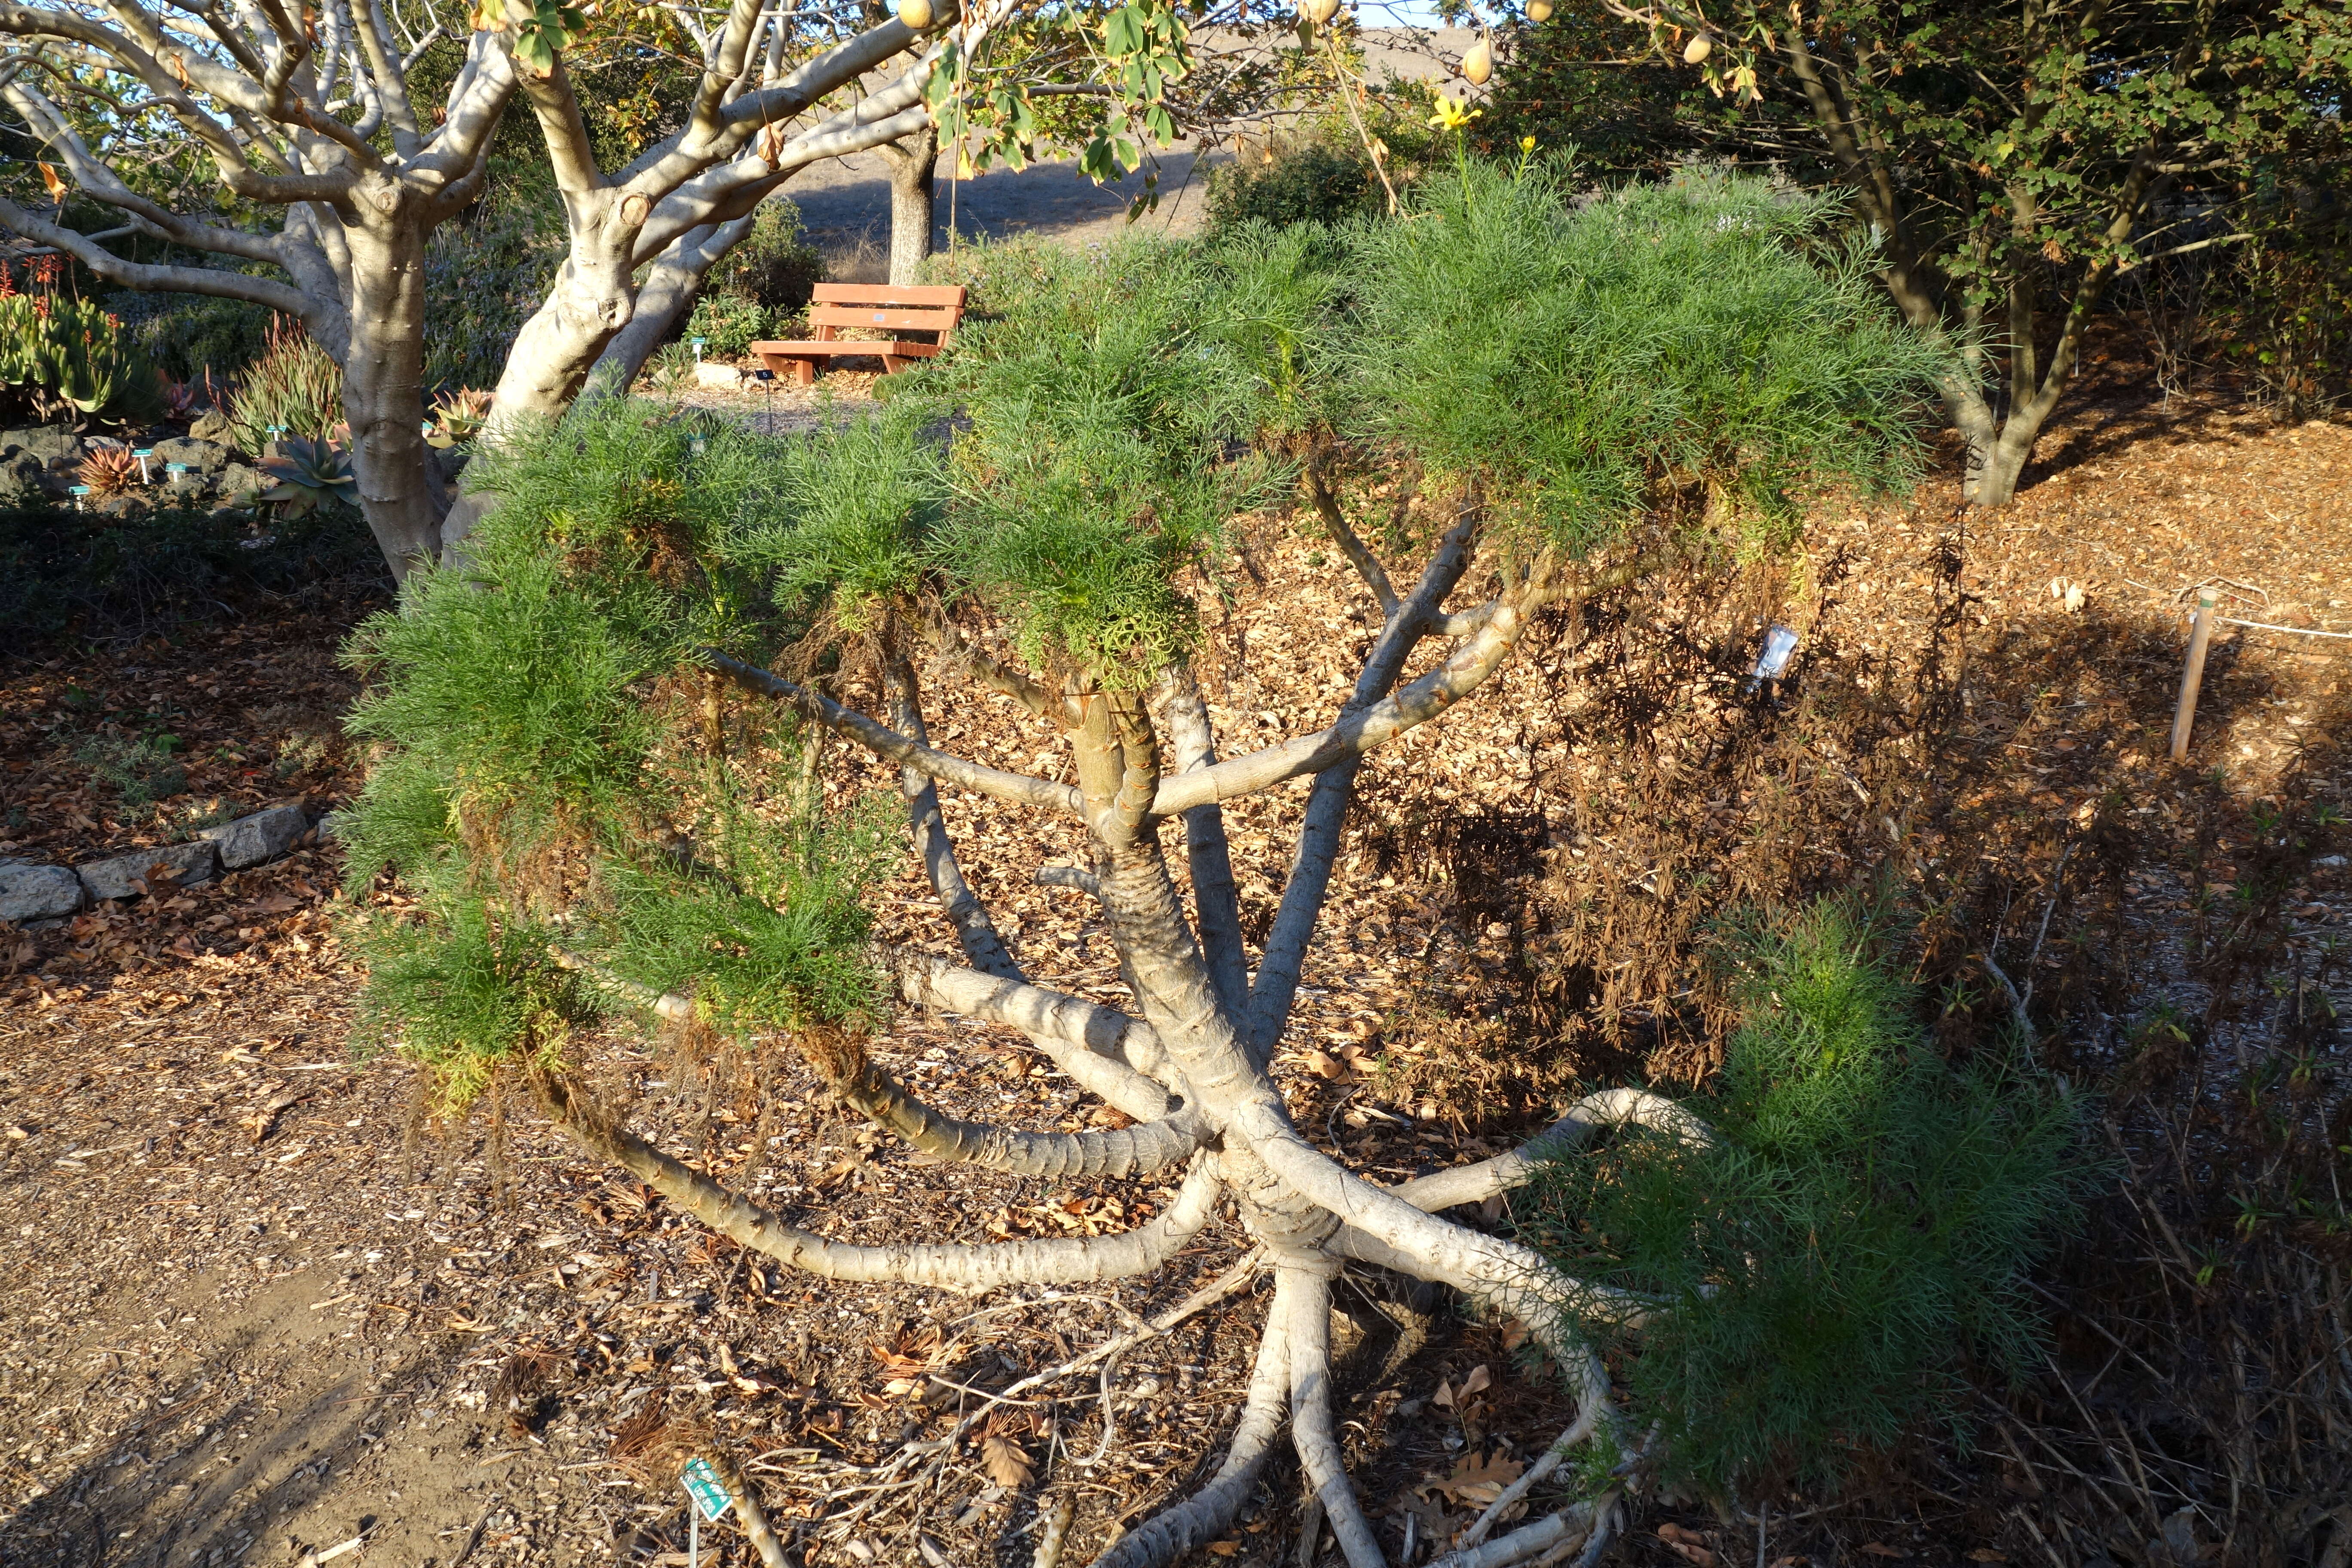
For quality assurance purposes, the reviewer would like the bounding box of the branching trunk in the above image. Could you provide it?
[518,517,1696,1568]
[1774,30,2170,507]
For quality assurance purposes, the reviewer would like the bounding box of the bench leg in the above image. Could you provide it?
[882,355,907,375]
[792,358,815,388]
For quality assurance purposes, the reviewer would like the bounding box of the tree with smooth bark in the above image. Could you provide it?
[0,0,1202,576]
[339,170,1949,1567]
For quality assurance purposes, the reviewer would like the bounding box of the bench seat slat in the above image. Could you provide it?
[751,339,943,359]
[805,304,962,332]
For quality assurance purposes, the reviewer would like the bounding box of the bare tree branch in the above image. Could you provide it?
[1282,1270,1386,1568]
[1243,511,1481,1055]
[1159,665,1247,1014]
[888,653,1027,982]
[708,650,1084,818]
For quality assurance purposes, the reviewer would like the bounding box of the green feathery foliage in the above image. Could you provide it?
[1347,165,1949,548]
[919,236,1311,683]
[339,404,903,1105]
[343,179,1948,1111]
[1518,898,2095,1495]
[354,896,587,1112]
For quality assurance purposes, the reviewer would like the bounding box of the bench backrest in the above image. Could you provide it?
[807,282,966,341]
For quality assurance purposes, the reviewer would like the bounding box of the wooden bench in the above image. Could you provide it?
[750,283,967,386]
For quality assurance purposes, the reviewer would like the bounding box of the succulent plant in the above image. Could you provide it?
[426,387,493,448]
[75,445,142,495]
[255,436,358,514]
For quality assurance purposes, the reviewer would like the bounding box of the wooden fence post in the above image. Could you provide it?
[2169,588,2219,763]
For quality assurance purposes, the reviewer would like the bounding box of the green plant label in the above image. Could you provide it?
[680,1457,732,1522]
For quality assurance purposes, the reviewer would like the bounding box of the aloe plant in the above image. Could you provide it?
[425,387,492,448]
[0,294,150,420]
[75,446,142,495]
[227,318,345,456]
[255,436,358,514]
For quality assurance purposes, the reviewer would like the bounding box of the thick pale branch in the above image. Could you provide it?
[1151,549,1550,817]
[707,651,1082,818]
[1236,1109,1630,1414]
[1243,511,1480,1054]
[0,194,311,313]
[534,1069,1222,1289]
[1283,1269,1387,1568]
[1159,666,1247,1014]
[1389,1089,1715,1213]
[1426,1498,1605,1568]
[933,622,1069,724]
[1303,461,1398,617]
[889,951,1179,1122]
[826,1048,1207,1181]
[1095,1270,1295,1568]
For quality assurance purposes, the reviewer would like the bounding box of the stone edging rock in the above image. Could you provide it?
[0,804,343,926]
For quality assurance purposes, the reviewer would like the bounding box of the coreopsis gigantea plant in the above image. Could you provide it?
[343,168,1954,1566]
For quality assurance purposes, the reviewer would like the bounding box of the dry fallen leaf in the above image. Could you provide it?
[1431,1451,1525,1506]
[1659,1522,1717,1568]
[1859,1546,1910,1560]
[980,1434,1033,1488]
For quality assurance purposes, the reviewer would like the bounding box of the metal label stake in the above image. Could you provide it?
[682,1455,733,1568]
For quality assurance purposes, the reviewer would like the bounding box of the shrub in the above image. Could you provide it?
[1346,164,1947,547]
[421,215,565,392]
[0,498,387,647]
[680,199,824,357]
[682,291,773,358]
[227,318,344,455]
[1206,132,1380,233]
[704,197,823,316]
[1519,898,2096,1494]
[110,290,275,385]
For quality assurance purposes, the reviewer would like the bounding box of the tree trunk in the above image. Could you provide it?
[884,129,938,288]
[340,215,446,580]
[490,196,644,426]
[578,214,761,405]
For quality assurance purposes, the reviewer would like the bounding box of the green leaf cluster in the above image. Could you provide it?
[0,294,160,421]
[340,404,900,1101]
[345,172,1950,1099]
[1345,164,1946,548]
[1518,898,2098,1495]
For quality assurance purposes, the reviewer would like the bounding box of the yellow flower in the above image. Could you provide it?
[1520,135,1537,153]
[1427,94,1482,132]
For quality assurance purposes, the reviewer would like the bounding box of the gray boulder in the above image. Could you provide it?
[200,805,309,870]
[0,450,42,504]
[0,425,80,464]
[218,462,265,503]
[153,435,230,475]
[0,863,83,922]
[188,409,237,447]
[78,840,220,901]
